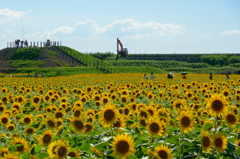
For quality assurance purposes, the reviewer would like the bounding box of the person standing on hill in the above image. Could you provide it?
[150,72,155,79]
[41,72,44,77]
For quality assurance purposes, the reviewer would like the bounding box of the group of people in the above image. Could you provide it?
[209,73,229,80]
[143,72,155,79]
[26,72,44,77]
[143,72,230,80]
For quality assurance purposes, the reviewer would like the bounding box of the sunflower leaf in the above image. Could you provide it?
[15,143,23,147]
[205,123,212,130]
[17,114,25,118]
[35,117,43,121]
[69,147,81,152]
[227,142,235,152]
[21,153,29,159]
[39,152,49,158]
[35,144,42,153]
[9,144,17,151]
[80,142,90,151]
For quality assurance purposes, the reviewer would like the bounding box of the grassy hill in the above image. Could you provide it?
[56,46,112,67]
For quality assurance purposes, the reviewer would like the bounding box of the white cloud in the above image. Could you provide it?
[0,8,26,24]
[221,30,240,36]
[20,19,186,39]
[1,30,17,38]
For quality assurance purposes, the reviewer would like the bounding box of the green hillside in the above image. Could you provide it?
[56,46,112,67]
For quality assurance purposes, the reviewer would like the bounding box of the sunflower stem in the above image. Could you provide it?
[179,130,183,159]
[197,145,201,159]
[111,123,114,138]
[75,132,78,147]
[214,116,217,135]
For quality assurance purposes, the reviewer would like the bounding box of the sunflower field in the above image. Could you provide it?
[0,73,240,159]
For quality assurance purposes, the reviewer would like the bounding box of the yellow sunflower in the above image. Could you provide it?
[0,147,9,158]
[54,139,71,159]
[111,133,136,159]
[99,104,119,128]
[201,131,212,154]
[10,137,28,153]
[38,130,54,147]
[206,94,228,116]
[147,117,163,137]
[224,112,238,127]
[177,111,195,133]
[212,133,227,152]
[0,114,10,126]
[154,144,173,159]
[72,117,85,133]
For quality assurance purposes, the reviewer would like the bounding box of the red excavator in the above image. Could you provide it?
[116,38,128,60]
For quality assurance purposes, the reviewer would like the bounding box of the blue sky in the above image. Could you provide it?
[0,0,240,53]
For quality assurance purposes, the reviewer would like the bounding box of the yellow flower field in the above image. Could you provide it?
[0,73,240,158]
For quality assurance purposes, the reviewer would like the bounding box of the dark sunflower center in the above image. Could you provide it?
[2,118,8,124]
[202,136,210,147]
[57,146,67,158]
[212,100,223,111]
[85,124,92,132]
[121,97,127,103]
[158,150,168,159]
[1,152,7,157]
[23,117,31,124]
[0,107,3,111]
[74,111,80,117]
[74,120,84,130]
[56,113,63,118]
[15,142,24,152]
[48,120,55,127]
[104,110,115,121]
[116,140,129,154]
[68,152,76,157]
[150,123,160,133]
[34,97,40,103]
[140,119,146,127]
[181,116,190,127]
[140,111,147,118]
[215,138,223,147]
[226,114,236,123]
[103,98,108,104]
[176,104,181,109]
[43,134,52,144]
[148,110,153,116]
[113,120,121,127]
[224,92,228,96]
[8,126,14,131]
[124,109,129,115]
[81,98,86,102]
[26,128,34,134]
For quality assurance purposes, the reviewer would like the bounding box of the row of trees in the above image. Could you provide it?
[200,55,240,66]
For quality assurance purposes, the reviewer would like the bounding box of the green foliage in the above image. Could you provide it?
[56,46,112,67]
[46,50,56,56]
[87,51,115,60]
[9,60,45,68]
[200,54,240,66]
[9,48,41,60]
[107,60,210,69]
